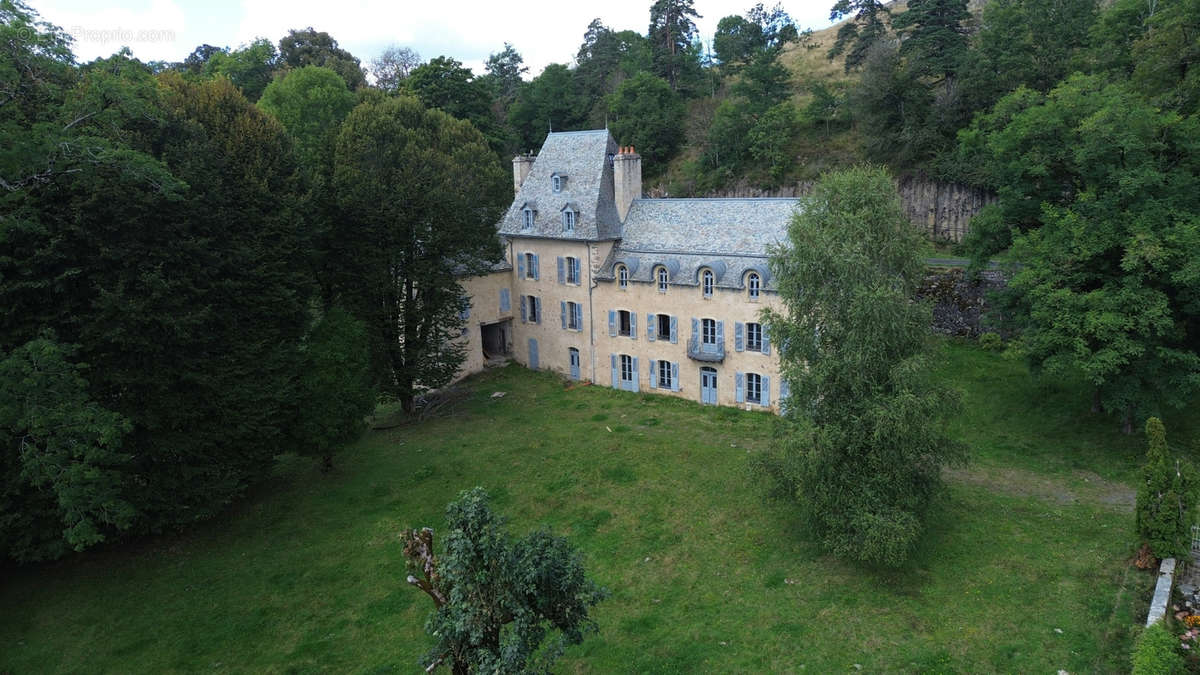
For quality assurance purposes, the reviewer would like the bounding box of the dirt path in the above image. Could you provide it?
[943,465,1135,512]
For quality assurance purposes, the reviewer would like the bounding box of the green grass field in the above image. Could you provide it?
[1,340,1182,673]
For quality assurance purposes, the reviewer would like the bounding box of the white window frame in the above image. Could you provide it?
[522,208,534,230]
[748,272,761,300]
[567,301,581,330]
[746,322,762,352]
[620,354,633,384]
[746,373,762,404]
[562,209,575,232]
[527,295,540,323]
[658,360,673,389]
[566,256,579,285]
[552,174,562,192]
[702,318,717,351]
[702,269,714,298]
[656,266,668,293]
[618,265,628,289]
[524,252,535,279]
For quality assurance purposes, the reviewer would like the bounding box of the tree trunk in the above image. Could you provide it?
[401,392,415,413]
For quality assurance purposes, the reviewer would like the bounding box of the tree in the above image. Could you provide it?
[607,72,685,173]
[758,166,965,566]
[201,38,278,102]
[1130,0,1200,115]
[287,307,374,471]
[180,43,222,74]
[827,0,891,72]
[278,27,366,90]
[257,66,355,174]
[370,45,421,94]
[1135,418,1198,559]
[648,0,702,90]
[508,63,588,152]
[890,0,971,81]
[963,76,1200,429]
[713,3,801,71]
[483,42,528,101]
[0,337,134,562]
[403,487,607,674]
[406,56,509,158]
[574,20,652,125]
[333,96,507,411]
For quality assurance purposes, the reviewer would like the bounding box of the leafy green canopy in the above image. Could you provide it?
[333,96,507,411]
[403,488,607,674]
[760,166,965,566]
[608,72,684,175]
[257,65,355,173]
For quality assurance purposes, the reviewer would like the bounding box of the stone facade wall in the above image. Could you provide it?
[454,268,515,382]
[696,176,995,243]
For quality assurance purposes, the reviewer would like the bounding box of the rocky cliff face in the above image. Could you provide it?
[698,176,995,243]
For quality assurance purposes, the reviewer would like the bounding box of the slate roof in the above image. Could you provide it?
[597,198,801,291]
[497,130,621,241]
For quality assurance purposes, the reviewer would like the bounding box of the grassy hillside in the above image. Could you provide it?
[1,339,1186,672]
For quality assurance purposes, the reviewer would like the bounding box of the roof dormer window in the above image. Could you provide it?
[522,206,535,230]
[560,203,577,233]
[551,173,566,193]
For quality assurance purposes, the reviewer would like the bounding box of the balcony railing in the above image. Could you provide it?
[687,336,724,362]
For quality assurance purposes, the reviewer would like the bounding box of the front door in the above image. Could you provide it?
[700,367,717,405]
[569,348,580,380]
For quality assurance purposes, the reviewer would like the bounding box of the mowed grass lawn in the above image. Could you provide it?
[2,340,1184,673]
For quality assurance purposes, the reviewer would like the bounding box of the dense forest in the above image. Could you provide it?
[2,0,1199,562]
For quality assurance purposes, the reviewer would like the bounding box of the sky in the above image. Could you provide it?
[30,0,837,78]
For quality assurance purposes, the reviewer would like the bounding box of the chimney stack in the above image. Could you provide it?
[512,151,535,194]
[613,145,642,222]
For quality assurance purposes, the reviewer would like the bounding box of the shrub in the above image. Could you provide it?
[978,332,1003,351]
[1131,622,1184,675]
[1136,417,1199,558]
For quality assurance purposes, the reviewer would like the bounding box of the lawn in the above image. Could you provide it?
[0,340,1177,673]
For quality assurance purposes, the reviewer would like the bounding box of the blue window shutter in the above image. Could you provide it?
[670,316,678,344]
[762,325,771,355]
[529,338,539,369]
[534,297,542,324]
[517,254,525,279]
[762,376,771,406]
[499,288,510,312]
[649,359,657,389]
[632,357,639,392]
[560,301,567,329]
[671,362,680,392]
[573,258,581,283]
[735,322,745,352]
[608,310,616,336]
[610,354,618,389]
[574,304,582,329]
[531,253,539,280]
[691,317,698,343]
[717,320,725,348]
[630,312,637,340]
[735,372,745,403]
[557,256,565,284]
[520,295,528,323]
[647,314,656,341]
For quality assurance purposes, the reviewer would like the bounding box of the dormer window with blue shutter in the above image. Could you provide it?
[561,206,576,232]
[551,173,566,192]
[522,207,534,230]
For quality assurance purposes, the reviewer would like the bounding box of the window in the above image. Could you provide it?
[658,360,673,389]
[746,373,762,404]
[552,174,562,192]
[746,322,762,352]
[526,295,540,323]
[620,354,633,383]
[562,209,575,232]
[747,272,761,300]
[656,266,668,292]
[566,301,581,330]
[702,318,717,351]
[566,256,580,285]
[522,207,534,230]
[618,310,632,337]
[702,269,714,298]
[658,314,671,340]
[524,252,536,279]
[618,265,629,289]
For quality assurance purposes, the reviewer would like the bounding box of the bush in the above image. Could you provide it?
[1131,622,1184,675]
[978,332,1003,351]
[1136,417,1199,558]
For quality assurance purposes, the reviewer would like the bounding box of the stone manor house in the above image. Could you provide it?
[454,129,797,412]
